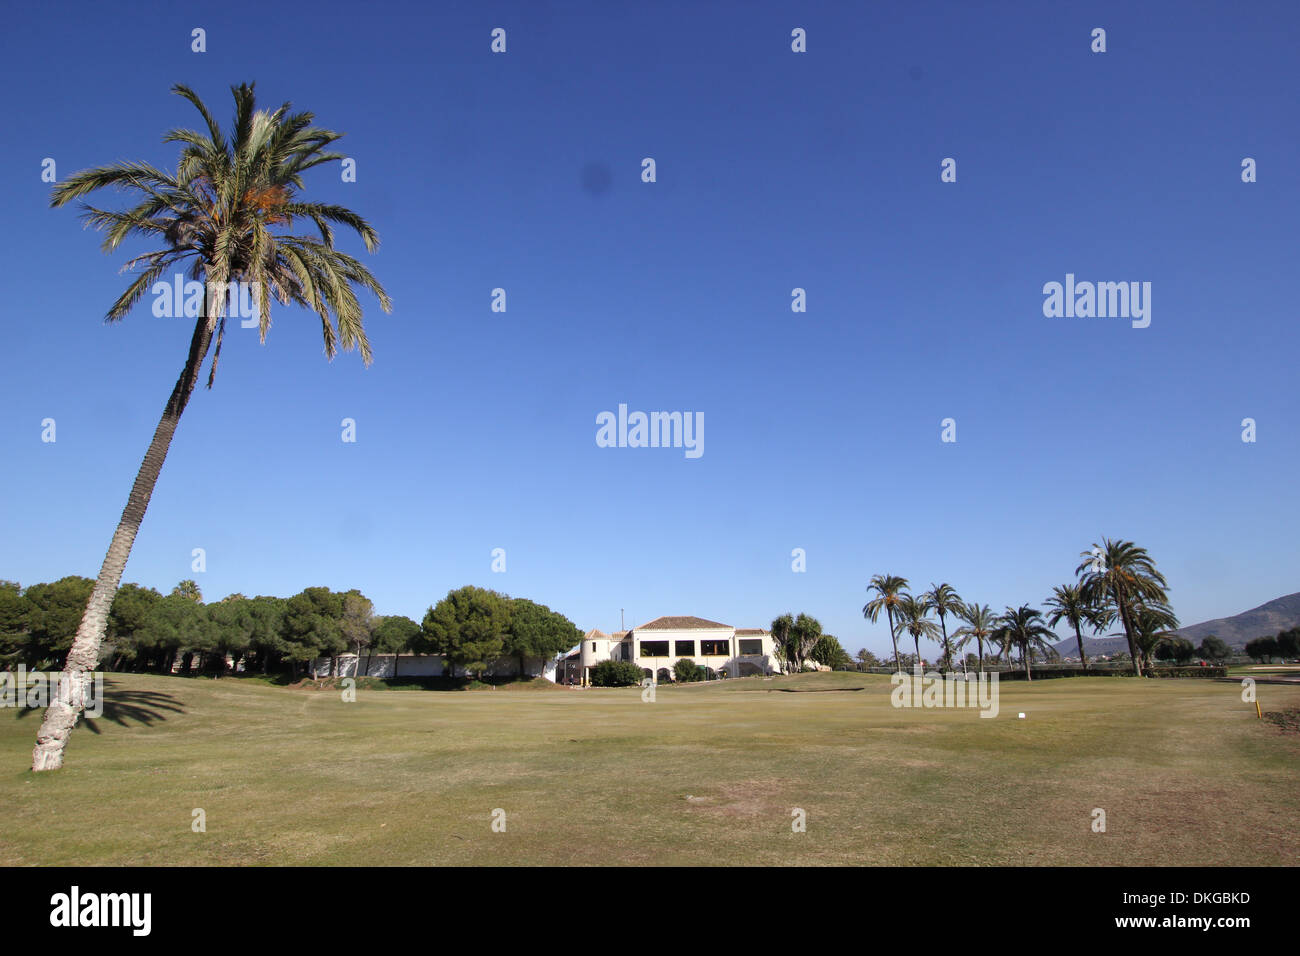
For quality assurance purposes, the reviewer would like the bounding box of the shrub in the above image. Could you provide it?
[674,658,704,683]
[590,660,644,687]
[994,665,1227,681]
[1147,665,1228,679]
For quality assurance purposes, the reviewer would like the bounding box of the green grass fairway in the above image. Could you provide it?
[1230,663,1300,679]
[2,671,1297,865]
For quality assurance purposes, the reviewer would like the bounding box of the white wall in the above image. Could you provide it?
[315,654,556,679]
[321,654,445,677]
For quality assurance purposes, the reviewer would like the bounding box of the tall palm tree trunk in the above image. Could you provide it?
[1023,641,1032,681]
[977,639,984,676]
[887,608,901,674]
[1073,621,1089,671]
[32,308,215,772]
[938,614,951,671]
[1113,585,1141,677]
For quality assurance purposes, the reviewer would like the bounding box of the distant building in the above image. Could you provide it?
[557,616,781,685]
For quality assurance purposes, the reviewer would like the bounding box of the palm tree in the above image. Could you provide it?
[855,647,878,668]
[1044,583,1096,671]
[922,582,963,672]
[894,594,941,669]
[991,605,1058,681]
[990,628,1013,665]
[172,579,203,603]
[1125,602,1181,674]
[953,601,995,675]
[788,613,823,673]
[1076,539,1170,677]
[31,83,390,772]
[770,613,795,674]
[863,574,909,673]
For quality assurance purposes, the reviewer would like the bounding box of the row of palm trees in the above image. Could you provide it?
[862,538,1177,680]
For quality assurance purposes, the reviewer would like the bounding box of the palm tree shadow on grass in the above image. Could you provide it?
[10,678,185,732]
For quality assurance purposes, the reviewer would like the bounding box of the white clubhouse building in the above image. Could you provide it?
[556,615,781,685]
[312,615,782,684]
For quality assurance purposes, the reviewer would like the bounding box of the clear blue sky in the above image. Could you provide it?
[2,0,1296,657]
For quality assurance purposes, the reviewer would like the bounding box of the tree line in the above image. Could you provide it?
[0,579,580,681]
[1244,629,1300,664]
[860,537,1187,680]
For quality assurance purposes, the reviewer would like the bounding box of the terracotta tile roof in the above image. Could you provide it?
[583,629,609,640]
[636,616,731,630]
[734,628,767,635]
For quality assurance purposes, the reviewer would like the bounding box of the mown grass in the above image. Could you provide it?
[1228,663,1300,678]
[1,670,1296,865]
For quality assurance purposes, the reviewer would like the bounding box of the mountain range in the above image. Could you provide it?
[1050,591,1300,658]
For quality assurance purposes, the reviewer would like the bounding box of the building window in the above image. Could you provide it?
[674,640,696,656]
[640,640,669,657]
[739,639,763,656]
[700,639,729,656]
